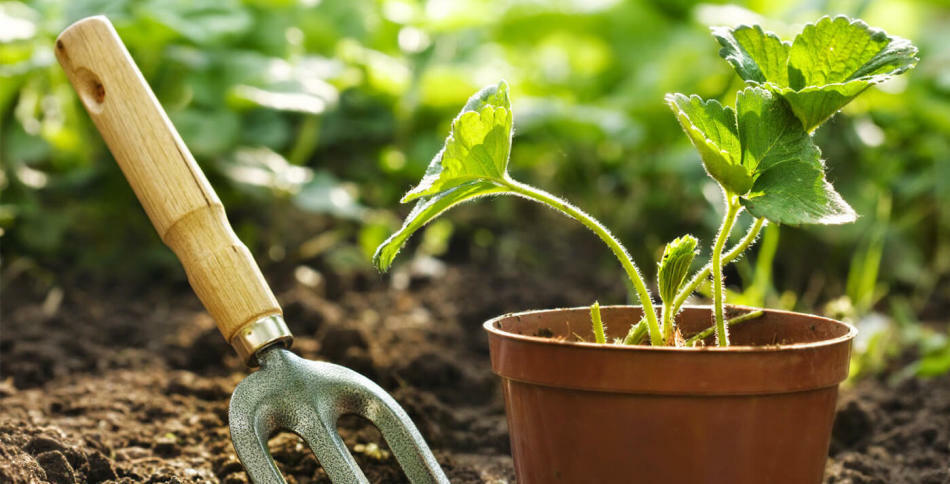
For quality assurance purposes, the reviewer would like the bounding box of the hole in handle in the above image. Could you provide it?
[74,67,106,114]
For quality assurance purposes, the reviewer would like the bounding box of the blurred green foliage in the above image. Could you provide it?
[2,0,948,373]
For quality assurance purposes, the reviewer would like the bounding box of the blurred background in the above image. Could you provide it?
[2,0,948,378]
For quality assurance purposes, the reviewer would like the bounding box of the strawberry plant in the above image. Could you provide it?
[375,15,917,347]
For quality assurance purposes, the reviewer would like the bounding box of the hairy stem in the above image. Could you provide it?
[685,310,764,346]
[712,196,742,347]
[622,319,647,345]
[590,301,606,344]
[661,303,674,344]
[503,179,662,345]
[672,217,766,315]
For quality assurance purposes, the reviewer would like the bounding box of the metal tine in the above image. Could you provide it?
[315,362,447,484]
[228,426,282,483]
[228,391,291,483]
[354,379,446,483]
[230,347,449,484]
[230,349,368,484]
[295,417,370,483]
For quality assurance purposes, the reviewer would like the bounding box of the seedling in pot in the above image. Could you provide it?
[375,15,917,347]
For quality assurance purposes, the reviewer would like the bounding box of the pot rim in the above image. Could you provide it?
[483,304,857,352]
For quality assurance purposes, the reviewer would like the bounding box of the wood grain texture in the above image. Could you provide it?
[55,16,281,342]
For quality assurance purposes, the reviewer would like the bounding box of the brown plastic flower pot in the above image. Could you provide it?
[484,305,856,484]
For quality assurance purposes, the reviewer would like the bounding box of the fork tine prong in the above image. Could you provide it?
[353,376,448,483]
[229,406,288,483]
[296,416,370,484]
[231,348,449,483]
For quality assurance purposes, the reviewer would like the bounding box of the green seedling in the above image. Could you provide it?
[375,15,917,347]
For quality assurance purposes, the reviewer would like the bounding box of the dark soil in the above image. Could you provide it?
[827,376,950,483]
[1,264,948,483]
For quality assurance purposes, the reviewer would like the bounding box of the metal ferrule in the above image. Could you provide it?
[230,315,293,367]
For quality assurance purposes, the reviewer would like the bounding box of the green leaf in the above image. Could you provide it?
[734,86,854,224]
[671,87,854,225]
[374,81,516,271]
[783,16,917,130]
[665,93,752,194]
[713,24,790,85]
[787,16,917,89]
[294,172,365,220]
[373,181,509,271]
[142,0,253,45]
[741,162,856,225]
[735,86,820,174]
[769,82,869,134]
[657,235,698,305]
[714,16,918,132]
[402,81,513,202]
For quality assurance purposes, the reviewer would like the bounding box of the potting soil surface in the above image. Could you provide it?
[2,265,948,483]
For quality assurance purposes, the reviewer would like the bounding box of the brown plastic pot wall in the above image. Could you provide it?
[484,306,856,484]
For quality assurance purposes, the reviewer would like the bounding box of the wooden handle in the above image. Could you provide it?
[55,16,282,344]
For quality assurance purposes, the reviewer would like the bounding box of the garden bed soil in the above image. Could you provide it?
[1,264,948,483]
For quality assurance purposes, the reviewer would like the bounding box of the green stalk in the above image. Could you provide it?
[684,310,764,346]
[712,195,742,347]
[671,217,765,315]
[661,303,674,345]
[590,301,606,344]
[504,179,663,345]
[622,319,647,345]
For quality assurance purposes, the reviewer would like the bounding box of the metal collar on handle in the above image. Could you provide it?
[230,315,294,367]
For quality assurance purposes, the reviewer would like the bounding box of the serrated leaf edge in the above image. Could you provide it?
[711,23,790,83]
[400,81,514,204]
[741,170,857,225]
[664,93,738,164]
[719,16,919,91]
[791,15,919,86]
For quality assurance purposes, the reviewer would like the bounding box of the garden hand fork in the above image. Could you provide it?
[56,16,449,484]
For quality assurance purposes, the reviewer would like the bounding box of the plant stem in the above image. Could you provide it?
[622,319,647,345]
[684,310,764,346]
[661,303,674,345]
[503,179,663,345]
[590,301,606,344]
[671,217,766,315]
[712,195,742,347]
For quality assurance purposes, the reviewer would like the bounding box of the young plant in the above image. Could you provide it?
[372,81,664,345]
[374,15,917,347]
[668,16,917,345]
